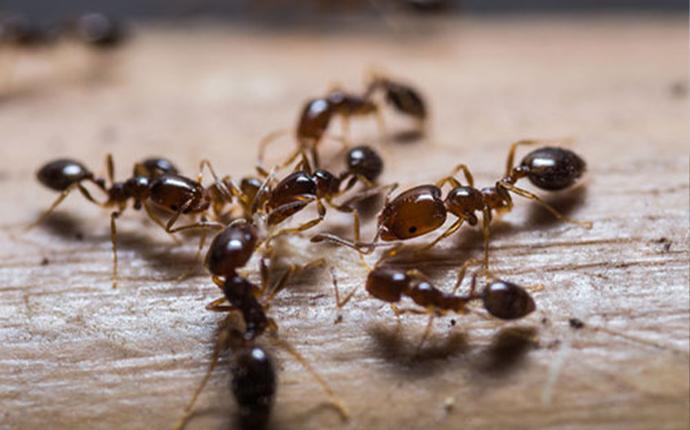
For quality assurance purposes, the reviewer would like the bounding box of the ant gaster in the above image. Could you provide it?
[364,73,428,134]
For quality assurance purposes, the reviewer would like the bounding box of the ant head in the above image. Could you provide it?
[205,223,258,277]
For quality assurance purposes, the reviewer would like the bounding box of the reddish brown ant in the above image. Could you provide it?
[249,149,390,247]
[259,87,385,168]
[173,221,349,430]
[30,156,238,287]
[313,140,591,271]
[330,250,536,349]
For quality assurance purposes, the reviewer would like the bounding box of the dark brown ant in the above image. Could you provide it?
[0,15,55,47]
[249,150,390,246]
[31,156,235,287]
[365,72,428,134]
[68,13,125,48]
[173,221,348,430]
[259,88,384,168]
[330,251,536,348]
[313,140,591,271]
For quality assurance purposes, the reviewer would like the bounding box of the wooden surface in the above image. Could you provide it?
[0,15,688,430]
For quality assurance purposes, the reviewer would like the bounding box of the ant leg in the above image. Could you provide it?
[265,199,326,243]
[419,217,464,252]
[26,186,75,230]
[416,314,435,352]
[340,117,352,149]
[452,258,482,294]
[329,267,358,310]
[504,139,573,177]
[335,182,397,212]
[271,336,349,421]
[173,319,232,430]
[205,297,238,312]
[105,153,115,185]
[264,258,327,307]
[258,128,290,164]
[110,211,121,289]
[173,222,212,283]
[198,160,234,204]
[374,108,387,143]
[143,202,181,245]
[502,183,592,228]
[438,163,475,188]
[167,220,225,234]
[211,276,224,289]
[481,207,492,275]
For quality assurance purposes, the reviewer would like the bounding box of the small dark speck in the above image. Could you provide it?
[568,318,585,329]
[652,237,672,252]
[40,257,50,266]
[449,319,456,326]
[541,317,549,325]
[75,232,84,241]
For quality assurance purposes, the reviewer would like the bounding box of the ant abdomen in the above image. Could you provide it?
[36,159,96,191]
[205,223,258,277]
[231,346,276,430]
[481,280,536,320]
[384,81,427,121]
[519,147,586,191]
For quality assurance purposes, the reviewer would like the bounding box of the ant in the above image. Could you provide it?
[64,13,125,49]
[259,88,384,168]
[251,147,389,246]
[31,156,236,287]
[173,221,349,430]
[330,249,536,349]
[0,15,55,48]
[364,72,428,135]
[313,140,591,272]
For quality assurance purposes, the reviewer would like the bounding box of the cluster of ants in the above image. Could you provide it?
[31,73,590,429]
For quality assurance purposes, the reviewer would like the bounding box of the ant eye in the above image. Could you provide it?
[408,226,417,234]
[170,205,177,211]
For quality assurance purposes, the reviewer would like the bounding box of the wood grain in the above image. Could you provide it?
[0,15,687,430]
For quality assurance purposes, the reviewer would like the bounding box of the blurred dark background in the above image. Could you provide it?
[2,0,687,23]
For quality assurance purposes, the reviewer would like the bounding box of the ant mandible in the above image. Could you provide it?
[313,140,591,272]
[329,249,536,349]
